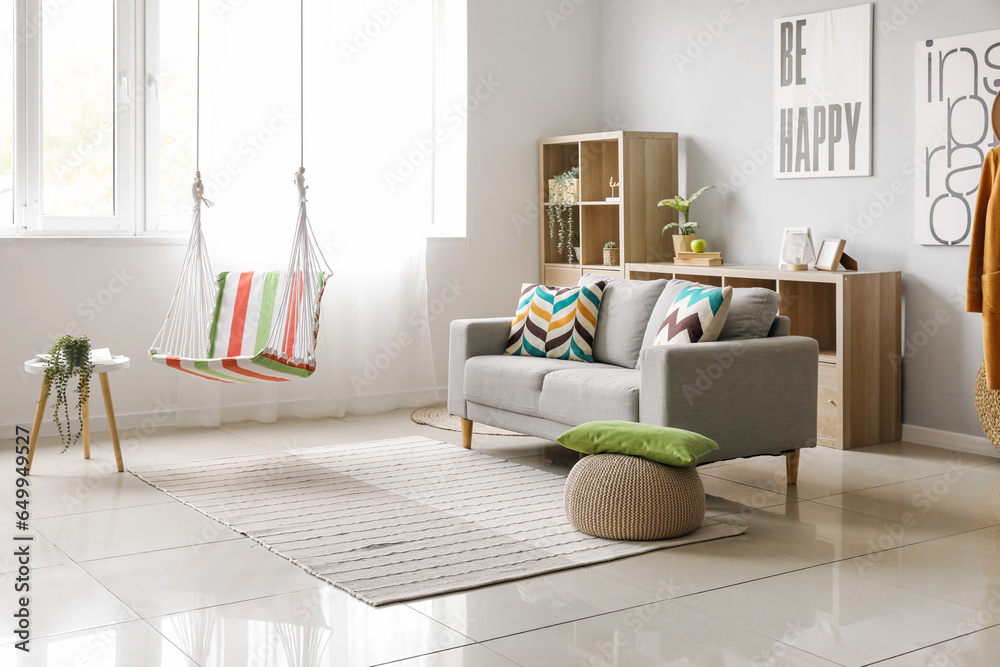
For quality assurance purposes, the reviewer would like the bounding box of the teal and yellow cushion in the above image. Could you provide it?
[557,421,719,467]
[505,281,606,363]
[653,284,733,346]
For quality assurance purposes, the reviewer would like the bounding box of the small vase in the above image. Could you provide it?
[603,248,620,266]
[574,247,582,263]
[672,234,699,257]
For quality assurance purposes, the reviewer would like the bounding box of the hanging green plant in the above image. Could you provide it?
[43,335,94,452]
[547,167,579,264]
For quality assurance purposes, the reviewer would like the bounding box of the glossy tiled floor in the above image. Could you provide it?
[3,411,1000,666]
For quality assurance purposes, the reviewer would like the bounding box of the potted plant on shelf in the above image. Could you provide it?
[603,241,619,266]
[42,335,95,452]
[548,167,579,264]
[659,185,715,257]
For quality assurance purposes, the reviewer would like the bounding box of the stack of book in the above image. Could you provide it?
[674,251,723,267]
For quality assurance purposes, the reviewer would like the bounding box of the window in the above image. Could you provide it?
[7,0,135,235]
[144,0,196,232]
[3,0,466,238]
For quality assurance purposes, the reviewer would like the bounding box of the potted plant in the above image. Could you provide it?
[603,241,619,266]
[42,335,94,452]
[659,185,715,257]
[547,167,579,264]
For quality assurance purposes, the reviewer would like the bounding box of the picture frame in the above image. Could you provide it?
[814,238,847,271]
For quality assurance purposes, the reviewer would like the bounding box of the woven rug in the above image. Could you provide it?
[129,437,744,606]
[410,404,526,436]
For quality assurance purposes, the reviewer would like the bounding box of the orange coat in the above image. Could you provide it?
[967,145,1000,389]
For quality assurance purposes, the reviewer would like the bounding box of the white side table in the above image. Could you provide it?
[24,355,130,475]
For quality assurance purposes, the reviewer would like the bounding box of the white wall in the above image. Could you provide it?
[0,241,187,433]
[0,0,600,434]
[595,0,996,438]
[425,0,599,388]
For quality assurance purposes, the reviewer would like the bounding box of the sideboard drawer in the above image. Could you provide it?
[817,362,839,440]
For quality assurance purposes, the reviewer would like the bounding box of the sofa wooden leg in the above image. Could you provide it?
[785,449,800,484]
[461,418,473,449]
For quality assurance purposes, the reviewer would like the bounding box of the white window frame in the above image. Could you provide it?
[10,0,139,237]
[4,0,466,240]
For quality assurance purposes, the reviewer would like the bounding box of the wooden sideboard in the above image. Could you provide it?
[624,262,902,450]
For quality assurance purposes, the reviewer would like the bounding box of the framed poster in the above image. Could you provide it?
[773,4,873,179]
[915,29,1000,246]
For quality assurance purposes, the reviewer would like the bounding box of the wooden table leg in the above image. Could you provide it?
[81,376,90,460]
[461,418,473,449]
[785,449,800,485]
[26,376,50,476]
[99,373,124,473]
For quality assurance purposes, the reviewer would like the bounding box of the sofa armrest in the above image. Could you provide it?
[448,318,512,419]
[639,336,818,458]
[769,315,791,337]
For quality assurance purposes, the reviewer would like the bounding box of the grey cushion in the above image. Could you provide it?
[638,281,782,367]
[579,274,666,369]
[464,355,609,418]
[538,366,641,425]
[718,288,782,340]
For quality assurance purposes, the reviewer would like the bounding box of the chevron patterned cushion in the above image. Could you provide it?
[653,284,733,346]
[504,282,606,362]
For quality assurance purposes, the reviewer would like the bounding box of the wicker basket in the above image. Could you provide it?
[564,454,705,540]
[974,359,1000,453]
[603,248,620,266]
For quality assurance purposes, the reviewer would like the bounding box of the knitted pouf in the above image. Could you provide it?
[564,454,705,540]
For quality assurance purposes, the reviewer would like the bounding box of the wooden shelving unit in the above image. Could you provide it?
[539,131,678,286]
[628,262,902,450]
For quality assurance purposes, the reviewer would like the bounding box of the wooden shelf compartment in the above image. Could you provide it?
[778,281,837,355]
[580,204,621,267]
[676,273,722,287]
[724,276,777,290]
[541,204,580,266]
[580,140,620,202]
[622,134,678,264]
[541,142,579,203]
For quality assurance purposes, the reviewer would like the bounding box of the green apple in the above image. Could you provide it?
[691,239,707,253]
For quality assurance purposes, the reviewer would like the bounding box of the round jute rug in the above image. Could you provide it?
[410,404,527,437]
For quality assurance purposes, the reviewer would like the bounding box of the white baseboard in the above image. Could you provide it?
[902,423,1000,459]
[3,387,451,440]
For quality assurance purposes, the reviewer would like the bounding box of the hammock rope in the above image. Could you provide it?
[149,0,330,383]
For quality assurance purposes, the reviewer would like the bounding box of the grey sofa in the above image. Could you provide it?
[448,276,818,482]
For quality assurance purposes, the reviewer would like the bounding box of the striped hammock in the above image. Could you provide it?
[149,170,330,383]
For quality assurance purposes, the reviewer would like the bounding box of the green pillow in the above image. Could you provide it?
[557,421,718,467]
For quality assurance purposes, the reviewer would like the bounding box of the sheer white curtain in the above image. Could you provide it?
[172,1,439,424]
